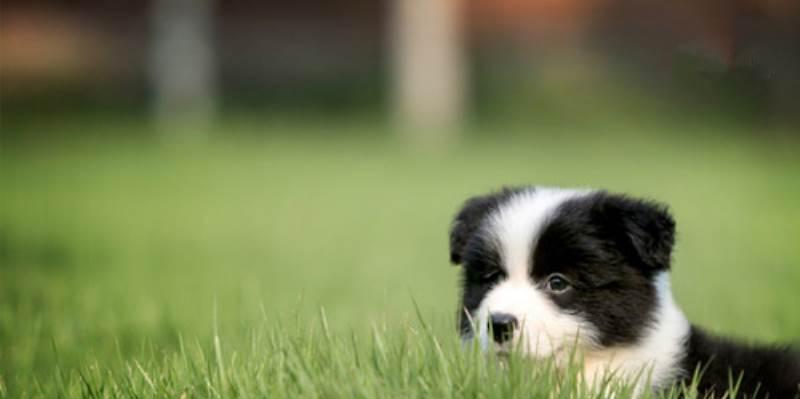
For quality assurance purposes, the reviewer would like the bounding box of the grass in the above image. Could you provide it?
[0,311,745,399]
[1,119,799,397]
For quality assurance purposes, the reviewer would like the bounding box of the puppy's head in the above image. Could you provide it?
[450,187,675,358]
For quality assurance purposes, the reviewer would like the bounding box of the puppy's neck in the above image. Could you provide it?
[581,273,690,394]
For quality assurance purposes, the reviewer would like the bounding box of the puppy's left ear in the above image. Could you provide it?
[601,194,676,272]
[449,188,520,265]
[449,195,495,265]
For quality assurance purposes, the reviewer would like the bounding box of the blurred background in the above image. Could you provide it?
[1,0,799,390]
[3,0,800,131]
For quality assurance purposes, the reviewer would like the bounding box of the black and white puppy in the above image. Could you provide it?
[450,187,800,397]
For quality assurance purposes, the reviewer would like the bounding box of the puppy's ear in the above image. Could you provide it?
[599,194,676,272]
[449,188,520,265]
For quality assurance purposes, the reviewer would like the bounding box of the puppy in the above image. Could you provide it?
[450,187,800,397]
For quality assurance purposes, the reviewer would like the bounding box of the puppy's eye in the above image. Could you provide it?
[481,269,503,281]
[546,275,571,293]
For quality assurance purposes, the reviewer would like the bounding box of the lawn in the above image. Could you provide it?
[1,120,799,397]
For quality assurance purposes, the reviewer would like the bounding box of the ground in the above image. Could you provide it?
[1,120,798,397]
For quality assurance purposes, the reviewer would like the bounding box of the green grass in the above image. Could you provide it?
[1,120,799,397]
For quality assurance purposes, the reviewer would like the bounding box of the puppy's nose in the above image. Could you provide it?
[489,313,517,344]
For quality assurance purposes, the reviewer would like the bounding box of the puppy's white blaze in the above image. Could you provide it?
[582,272,690,394]
[488,187,592,279]
[476,188,596,356]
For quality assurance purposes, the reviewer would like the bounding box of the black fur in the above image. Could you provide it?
[452,189,674,345]
[682,326,800,398]
[457,234,504,335]
[531,191,673,346]
[449,187,524,265]
[449,186,800,397]
[450,187,523,334]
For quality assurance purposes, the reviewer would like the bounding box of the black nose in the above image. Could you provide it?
[489,313,517,344]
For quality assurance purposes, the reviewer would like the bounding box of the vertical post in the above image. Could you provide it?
[150,0,216,139]
[391,0,466,143]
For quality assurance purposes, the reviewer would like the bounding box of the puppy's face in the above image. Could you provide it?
[450,187,675,359]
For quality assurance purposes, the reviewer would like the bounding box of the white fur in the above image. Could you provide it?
[475,279,597,357]
[489,187,590,281]
[581,273,689,395]
[476,188,594,355]
[473,188,689,396]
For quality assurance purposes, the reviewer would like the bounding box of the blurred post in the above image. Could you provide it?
[391,0,466,143]
[149,0,216,139]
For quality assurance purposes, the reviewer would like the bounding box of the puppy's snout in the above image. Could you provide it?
[490,313,518,344]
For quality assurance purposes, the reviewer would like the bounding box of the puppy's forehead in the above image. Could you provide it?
[487,187,593,279]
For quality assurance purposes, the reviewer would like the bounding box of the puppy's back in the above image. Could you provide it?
[682,326,800,398]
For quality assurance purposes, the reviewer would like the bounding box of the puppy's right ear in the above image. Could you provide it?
[449,189,518,265]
